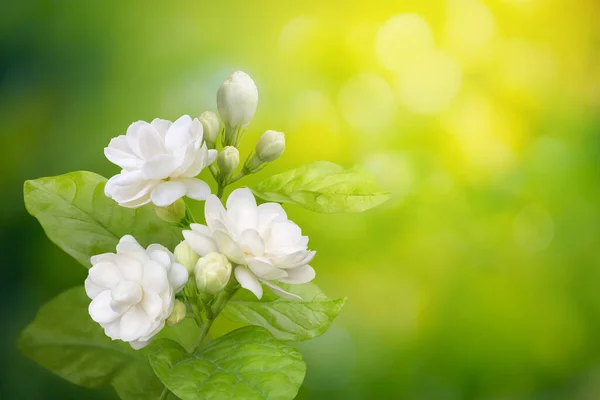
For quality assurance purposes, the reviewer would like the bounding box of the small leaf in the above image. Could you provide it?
[251,161,390,213]
[18,286,182,399]
[222,282,346,341]
[149,326,306,400]
[24,171,182,267]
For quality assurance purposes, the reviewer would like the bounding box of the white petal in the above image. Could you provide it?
[204,195,229,232]
[207,149,217,165]
[260,280,302,300]
[151,181,187,207]
[168,263,188,292]
[142,154,179,180]
[141,260,169,294]
[264,221,306,254]
[190,118,204,142]
[278,265,316,284]
[119,305,152,342]
[226,188,258,233]
[105,136,142,170]
[87,262,123,290]
[247,258,287,280]
[149,249,171,267]
[270,250,316,269]
[182,230,217,256]
[89,290,121,323]
[140,290,163,320]
[213,230,246,264]
[151,118,172,138]
[110,170,144,186]
[130,339,150,350]
[240,229,264,256]
[178,178,211,200]
[115,255,144,282]
[180,143,208,178]
[190,223,212,237]
[84,280,105,299]
[257,203,288,237]
[126,121,162,159]
[234,266,263,299]
[165,115,193,152]
[90,253,117,265]
[103,320,121,340]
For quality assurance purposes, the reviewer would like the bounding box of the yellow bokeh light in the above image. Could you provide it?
[337,72,396,133]
[442,0,497,66]
[375,13,435,72]
[396,50,462,115]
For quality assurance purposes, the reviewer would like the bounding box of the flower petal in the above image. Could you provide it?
[257,203,288,237]
[207,149,217,165]
[213,230,246,264]
[165,115,193,152]
[105,136,142,170]
[260,280,302,300]
[270,250,316,269]
[247,258,287,280]
[182,229,217,256]
[89,290,121,324]
[168,263,188,293]
[141,260,170,294]
[140,290,163,320]
[126,121,163,159]
[119,305,152,342]
[226,188,258,233]
[130,339,151,350]
[151,118,172,138]
[142,154,179,180]
[204,195,229,232]
[240,229,264,256]
[178,178,211,200]
[87,262,123,291]
[180,143,208,178]
[264,221,306,254]
[234,266,263,299]
[151,181,187,207]
[277,265,316,284]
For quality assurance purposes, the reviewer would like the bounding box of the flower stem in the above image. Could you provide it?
[158,387,169,400]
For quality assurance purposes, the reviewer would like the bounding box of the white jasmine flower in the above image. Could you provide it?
[195,252,232,295]
[84,235,188,349]
[182,188,315,299]
[104,115,217,208]
[217,71,258,130]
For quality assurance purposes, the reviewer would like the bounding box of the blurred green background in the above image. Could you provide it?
[2,0,600,398]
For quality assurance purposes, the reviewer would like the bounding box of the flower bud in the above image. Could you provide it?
[199,111,220,146]
[194,252,232,295]
[166,299,186,326]
[155,198,186,225]
[255,130,285,162]
[217,146,240,182]
[174,241,200,273]
[217,71,258,147]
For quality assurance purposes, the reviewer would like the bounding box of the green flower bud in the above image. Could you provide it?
[194,252,232,295]
[256,130,285,162]
[199,111,220,146]
[217,146,240,182]
[174,241,200,273]
[154,198,186,225]
[166,299,186,326]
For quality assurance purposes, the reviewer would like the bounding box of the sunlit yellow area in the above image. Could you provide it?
[2,0,600,398]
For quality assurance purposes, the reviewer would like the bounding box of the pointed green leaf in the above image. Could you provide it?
[251,161,390,213]
[18,286,185,399]
[149,326,306,400]
[24,171,182,267]
[222,283,346,341]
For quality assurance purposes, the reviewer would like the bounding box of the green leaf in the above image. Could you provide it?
[251,161,391,213]
[222,282,346,341]
[149,326,306,400]
[24,171,182,267]
[17,286,181,399]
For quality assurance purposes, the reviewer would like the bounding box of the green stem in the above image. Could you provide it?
[216,183,225,199]
[209,164,219,182]
[158,387,169,400]
[191,283,239,352]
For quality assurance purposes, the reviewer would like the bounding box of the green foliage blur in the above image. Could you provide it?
[2,0,600,398]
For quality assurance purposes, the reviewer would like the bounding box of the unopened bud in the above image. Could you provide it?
[166,300,186,326]
[194,252,232,295]
[217,146,240,182]
[255,130,285,162]
[155,198,186,225]
[174,241,200,273]
[199,111,220,146]
[218,71,258,147]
